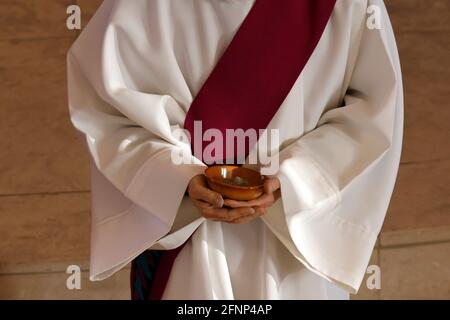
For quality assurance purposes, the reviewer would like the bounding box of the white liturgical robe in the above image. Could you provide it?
[67,0,403,299]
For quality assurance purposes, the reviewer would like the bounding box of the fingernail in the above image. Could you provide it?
[249,208,256,214]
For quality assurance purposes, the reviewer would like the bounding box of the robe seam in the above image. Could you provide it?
[124,148,171,197]
[92,204,137,227]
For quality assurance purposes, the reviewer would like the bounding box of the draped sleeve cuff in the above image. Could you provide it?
[262,145,378,293]
[89,148,206,281]
[124,148,206,227]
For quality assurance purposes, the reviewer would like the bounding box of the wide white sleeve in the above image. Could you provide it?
[67,1,206,278]
[263,0,403,293]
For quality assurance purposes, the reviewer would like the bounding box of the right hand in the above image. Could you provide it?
[187,174,266,224]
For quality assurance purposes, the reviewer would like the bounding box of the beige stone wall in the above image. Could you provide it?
[0,0,448,299]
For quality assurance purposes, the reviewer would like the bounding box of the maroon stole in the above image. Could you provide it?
[148,0,336,299]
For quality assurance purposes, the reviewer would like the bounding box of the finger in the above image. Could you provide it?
[224,193,274,208]
[274,189,281,201]
[254,206,267,215]
[264,177,281,194]
[187,174,208,192]
[223,198,254,208]
[226,206,258,221]
[202,206,255,222]
[201,207,230,221]
[188,175,224,207]
[230,206,266,224]
[224,194,270,208]
[192,198,215,209]
[193,185,224,208]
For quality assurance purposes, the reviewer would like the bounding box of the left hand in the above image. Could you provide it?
[223,177,281,223]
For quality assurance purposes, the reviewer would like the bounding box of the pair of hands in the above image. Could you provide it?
[187,174,281,224]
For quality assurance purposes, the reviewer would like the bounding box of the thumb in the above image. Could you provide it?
[264,177,281,194]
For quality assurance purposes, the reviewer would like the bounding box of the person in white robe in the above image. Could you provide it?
[67,0,403,299]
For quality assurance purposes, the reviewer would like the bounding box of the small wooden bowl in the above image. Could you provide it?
[204,165,264,201]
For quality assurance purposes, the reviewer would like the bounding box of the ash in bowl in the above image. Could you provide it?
[222,176,250,187]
